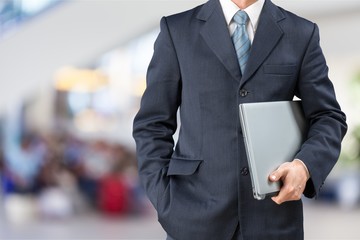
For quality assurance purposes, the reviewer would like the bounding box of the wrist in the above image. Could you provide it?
[293,159,310,180]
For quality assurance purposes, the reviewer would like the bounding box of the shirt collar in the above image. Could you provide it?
[220,0,265,31]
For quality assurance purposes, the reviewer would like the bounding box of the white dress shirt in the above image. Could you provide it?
[219,0,265,43]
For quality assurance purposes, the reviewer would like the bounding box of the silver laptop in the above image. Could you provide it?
[239,101,308,200]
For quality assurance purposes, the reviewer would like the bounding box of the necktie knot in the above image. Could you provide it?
[233,10,248,26]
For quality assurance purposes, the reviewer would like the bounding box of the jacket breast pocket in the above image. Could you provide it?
[167,156,203,176]
[263,64,297,76]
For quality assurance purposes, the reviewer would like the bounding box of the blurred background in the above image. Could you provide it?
[0,0,359,239]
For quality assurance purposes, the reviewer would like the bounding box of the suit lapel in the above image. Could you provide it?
[198,0,242,82]
[240,0,285,86]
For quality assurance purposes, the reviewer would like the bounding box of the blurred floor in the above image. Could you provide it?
[0,208,166,240]
[304,202,360,240]
[0,202,359,240]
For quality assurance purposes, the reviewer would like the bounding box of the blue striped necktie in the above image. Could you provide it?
[231,10,251,74]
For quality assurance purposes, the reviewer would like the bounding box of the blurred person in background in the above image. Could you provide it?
[3,133,45,194]
[1,121,144,218]
[133,0,347,239]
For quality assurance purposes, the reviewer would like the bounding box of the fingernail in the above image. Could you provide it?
[271,175,276,180]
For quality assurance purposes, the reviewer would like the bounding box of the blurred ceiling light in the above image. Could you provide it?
[21,0,59,15]
[73,109,116,133]
[54,67,108,92]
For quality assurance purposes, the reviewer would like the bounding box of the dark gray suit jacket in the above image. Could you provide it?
[133,0,347,239]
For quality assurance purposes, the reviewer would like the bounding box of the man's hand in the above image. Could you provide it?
[269,159,310,205]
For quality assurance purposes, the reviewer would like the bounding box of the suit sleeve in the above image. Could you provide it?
[295,23,347,198]
[132,17,181,208]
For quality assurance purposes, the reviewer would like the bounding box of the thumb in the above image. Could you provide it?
[269,171,279,182]
[269,162,290,182]
[269,168,285,182]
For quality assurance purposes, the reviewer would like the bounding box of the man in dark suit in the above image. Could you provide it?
[133,0,347,239]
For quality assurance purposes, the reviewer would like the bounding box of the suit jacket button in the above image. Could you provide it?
[240,89,248,97]
[241,167,249,176]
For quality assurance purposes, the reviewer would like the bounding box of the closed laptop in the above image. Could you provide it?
[239,101,308,200]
